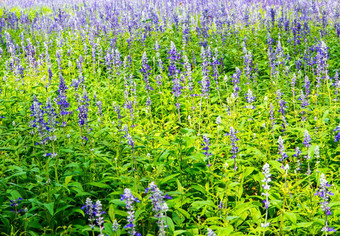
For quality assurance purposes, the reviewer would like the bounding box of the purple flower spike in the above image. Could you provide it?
[315,174,336,234]
[121,188,140,236]
[261,163,271,228]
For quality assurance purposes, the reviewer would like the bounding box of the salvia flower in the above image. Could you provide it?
[299,89,309,109]
[303,75,311,97]
[168,41,181,78]
[10,197,24,214]
[95,200,105,236]
[303,130,312,148]
[334,126,340,142]
[245,89,255,109]
[121,188,140,236]
[113,103,122,129]
[200,46,211,98]
[216,116,222,125]
[202,135,212,167]
[261,163,271,228]
[304,130,312,175]
[77,88,90,141]
[293,147,302,173]
[82,198,96,229]
[231,67,241,98]
[145,182,171,236]
[225,127,239,171]
[30,95,48,145]
[277,136,288,163]
[269,103,275,131]
[112,219,119,232]
[123,125,134,150]
[291,73,296,95]
[55,74,71,124]
[140,52,152,106]
[315,173,336,234]
[45,97,57,141]
[207,228,216,236]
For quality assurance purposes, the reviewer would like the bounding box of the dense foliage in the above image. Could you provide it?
[0,0,339,235]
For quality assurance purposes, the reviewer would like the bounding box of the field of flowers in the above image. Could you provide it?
[0,0,339,235]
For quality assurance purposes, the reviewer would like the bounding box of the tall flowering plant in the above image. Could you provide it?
[315,174,336,234]
[145,182,171,236]
[261,163,271,228]
[121,189,141,236]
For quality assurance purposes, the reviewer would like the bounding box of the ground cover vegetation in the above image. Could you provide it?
[0,0,339,235]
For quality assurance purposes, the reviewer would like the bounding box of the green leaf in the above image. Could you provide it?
[284,212,297,224]
[174,230,187,236]
[87,182,110,188]
[296,222,313,228]
[108,204,115,222]
[135,209,145,221]
[65,175,72,186]
[44,202,54,216]
[159,173,180,185]
[7,189,22,199]
[55,205,72,215]
[166,216,175,232]
[174,206,190,219]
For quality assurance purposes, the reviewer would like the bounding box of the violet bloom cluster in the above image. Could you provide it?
[269,103,275,130]
[293,147,302,173]
[44,97,58,157]
[291,73,296,96]
[113,103,122,129]
[77,88,90,141]
[82,197,106,233]
[140,52,153,106]
[242,43,254,84]
[299,89,309,109]
[10,197,24,214]
[231,67,241,98]
[334,126,340,142]
[30,95,48,145]
[303,130,312,149]
[123,125,135,150]
[303,130,312,175]
[212,48,220,90]
[202,135,212,167]
[315,41,329,89]
[45,97,57,141]
[112,219,120,232]
[303,75,310,97]
[207,228,216,236]
[0,89,4,119]
[95,200,105,236]
[332,71,339,100]
[168,42,182,109]
[183,54,194,98]
[121,188,141,236]
[277,136,288,162]
[315,173,336,234]
[245,89,255,109]
[200,46,211,98]
[145,182,171,236]
[168,41,181,78]
[261,163,271,228]
[225,127,239,171]
[276,90,288,132]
